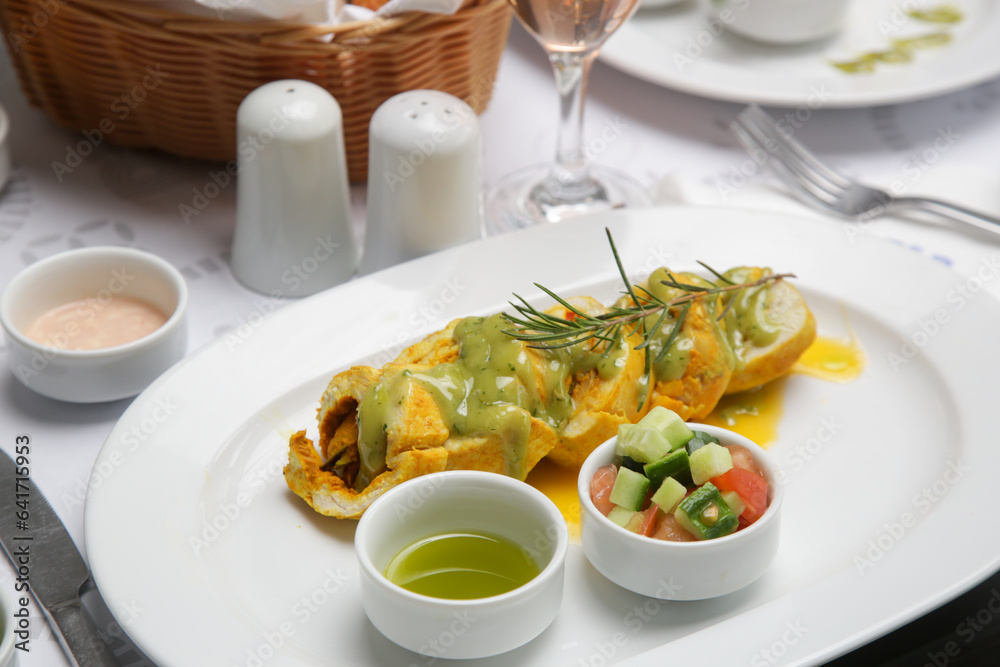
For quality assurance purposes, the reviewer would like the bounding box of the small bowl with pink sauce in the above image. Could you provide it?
[0,246,188,403]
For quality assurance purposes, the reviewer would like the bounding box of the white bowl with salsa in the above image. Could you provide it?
[0,246,188,403]
[577,424,783,600]
[355,470,568,659]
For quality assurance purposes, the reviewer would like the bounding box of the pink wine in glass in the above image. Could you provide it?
[487,0,650,232]
[511,0,641,53]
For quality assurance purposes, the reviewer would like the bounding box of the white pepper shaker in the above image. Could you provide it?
[231,80,358,297]
[362,90,484,273]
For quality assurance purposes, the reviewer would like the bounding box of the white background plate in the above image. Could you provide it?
[601,0,1000,107]
[85,207,1000,666]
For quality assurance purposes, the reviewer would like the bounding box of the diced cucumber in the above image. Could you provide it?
[674,483,738,540]
[607,506,636,527]
[689,443,733,485]
[637,406,694,451]
[721,490,746,518]
[643,448,692,487]
[608,467,651,511]
[650,476,687,514]
[615,424,671,464]
[686,430,721,456]
[620,455,645,474]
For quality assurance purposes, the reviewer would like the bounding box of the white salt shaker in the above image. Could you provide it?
[362,90,484,273]
[231,80,358,297]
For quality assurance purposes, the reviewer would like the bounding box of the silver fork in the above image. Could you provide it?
[731,104,1000,236]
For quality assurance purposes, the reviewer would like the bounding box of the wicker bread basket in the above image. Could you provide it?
[0,0,511,181]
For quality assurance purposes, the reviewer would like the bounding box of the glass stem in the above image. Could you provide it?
[544,49,601,202]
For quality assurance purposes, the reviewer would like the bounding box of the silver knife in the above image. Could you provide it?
[0,448,121,667]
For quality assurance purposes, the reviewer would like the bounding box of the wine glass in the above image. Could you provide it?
[486,0,651,234]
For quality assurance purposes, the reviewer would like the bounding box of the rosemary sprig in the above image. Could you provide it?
[501,228,793,367]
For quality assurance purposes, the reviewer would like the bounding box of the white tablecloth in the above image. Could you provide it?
[2,17,1000,666]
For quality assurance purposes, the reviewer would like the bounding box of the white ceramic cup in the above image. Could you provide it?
[355,470,568,659]
[705,0,851,44]
[0,246,188,403]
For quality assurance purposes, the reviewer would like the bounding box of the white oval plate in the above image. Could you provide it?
[86,206,1000,666]
[602,0,1000,107]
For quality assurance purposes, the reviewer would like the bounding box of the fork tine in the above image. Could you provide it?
[740,105,853,190]
[735,114,841,205]
[730,120,841,208]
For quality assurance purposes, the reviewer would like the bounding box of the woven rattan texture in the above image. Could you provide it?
[1,0,511,181]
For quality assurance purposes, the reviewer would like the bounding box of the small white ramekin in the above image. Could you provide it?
[578,424,783,600]
[355,470,568,659]
[0,246,188,403]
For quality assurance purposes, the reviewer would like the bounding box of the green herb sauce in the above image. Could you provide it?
[907,5,962,23]
[355,312,629,489]
[832,4,962,74]
[643,268,695,381]
[354,273,781,489]
[720,268,780,370]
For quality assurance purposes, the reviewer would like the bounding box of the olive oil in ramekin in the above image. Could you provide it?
[385,530,541,599]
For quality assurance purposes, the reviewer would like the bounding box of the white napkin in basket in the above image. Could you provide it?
[337,0,463,23]
[183,0,464,23]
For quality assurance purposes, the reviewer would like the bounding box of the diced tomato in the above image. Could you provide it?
[651,510,697,542]
[639,506,659,536]
[641,484,657,511]
[726,444,764,476]
[590,464,618,516]
[711,468,768,524]
[625,506,659,537]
